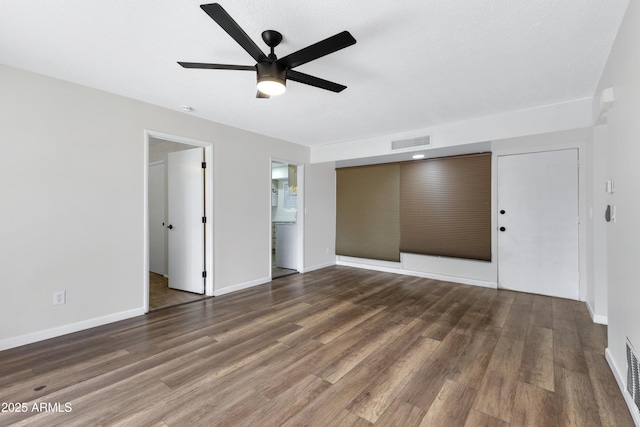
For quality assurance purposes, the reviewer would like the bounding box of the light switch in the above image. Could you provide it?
[605,180,615,193]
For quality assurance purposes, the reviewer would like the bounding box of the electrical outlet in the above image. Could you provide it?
[53,290,66,305]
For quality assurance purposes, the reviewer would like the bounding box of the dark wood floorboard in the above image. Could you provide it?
[0,266,633,426]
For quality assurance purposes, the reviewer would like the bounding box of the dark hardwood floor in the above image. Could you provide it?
[0,266,633,426]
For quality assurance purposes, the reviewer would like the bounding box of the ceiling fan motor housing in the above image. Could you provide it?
[256,61,287,88]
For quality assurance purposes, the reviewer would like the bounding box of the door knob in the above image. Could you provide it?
[499,227,506,232]
[167,224,173,230]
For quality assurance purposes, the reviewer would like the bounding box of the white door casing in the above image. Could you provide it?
[497,149,579,300]
[167,147,205,294]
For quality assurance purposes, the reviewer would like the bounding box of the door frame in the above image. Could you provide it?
[269,158,305,276]
[144,130,215,312]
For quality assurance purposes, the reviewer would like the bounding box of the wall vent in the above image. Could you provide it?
[391,135,432,151]
[627,338,640,412]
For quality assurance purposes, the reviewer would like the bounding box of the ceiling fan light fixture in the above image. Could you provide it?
[257,79,286,96]
[256,62,287,96]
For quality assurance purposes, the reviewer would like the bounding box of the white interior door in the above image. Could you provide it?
[497,149,579,300]
[148,162,166,275]
[167,147,205,294]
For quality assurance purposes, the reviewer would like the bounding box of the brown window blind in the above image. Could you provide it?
[400,153,491,261]
[336,163,400,262]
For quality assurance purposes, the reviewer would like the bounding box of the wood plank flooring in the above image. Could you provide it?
[149,272,208,311]
[0,266,633,426]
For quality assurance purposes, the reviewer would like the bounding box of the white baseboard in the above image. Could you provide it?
[586,299,609,325]
[400,268,497,289]
[212,262,336,296]
[0,307,146,352]
[300,261,336,274]
[336,259,497,289]
[213,276,271,297]
[605,348,640,426]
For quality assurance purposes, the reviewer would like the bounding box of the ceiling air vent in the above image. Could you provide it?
[391,135,432,151]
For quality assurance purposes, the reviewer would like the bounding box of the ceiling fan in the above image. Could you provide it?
[178,3,357,98]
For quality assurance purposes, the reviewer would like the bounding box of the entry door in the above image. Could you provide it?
[167,147,205,294]
[148,162,166,275]
[497,149,579,300]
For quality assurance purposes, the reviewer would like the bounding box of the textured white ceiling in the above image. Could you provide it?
[0,1,629,147]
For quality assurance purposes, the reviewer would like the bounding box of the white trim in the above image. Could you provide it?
[338,255,402,269]
[586,299,608,325]
[143,135,150,312]
[214,263,334,298]
[213,277,271,297]
[606,348,640,426]
[336,259,497,289]
[296,164,305,273]
[147,130,214,148]
[0,308,145,351]
[303,261,336,273]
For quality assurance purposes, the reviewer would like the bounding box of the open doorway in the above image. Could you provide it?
[145,132,214,311]
[271,160,302,279]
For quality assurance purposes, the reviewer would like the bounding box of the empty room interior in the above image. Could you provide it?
[1,1,640,425]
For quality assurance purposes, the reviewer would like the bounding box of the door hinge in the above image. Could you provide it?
[202,271,207,278]
[202,216,207,223]
[202,162,207,169]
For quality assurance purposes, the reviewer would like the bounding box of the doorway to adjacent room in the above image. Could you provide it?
[271,160,303,279]
[145,132,214,311]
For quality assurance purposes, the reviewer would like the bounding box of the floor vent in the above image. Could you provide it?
[391,135,431,151]
[627,338,640,412]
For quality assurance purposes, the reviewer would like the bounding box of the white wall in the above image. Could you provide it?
[148,138,193,163]
[593,0,640,422]
[311,97,592,164]
[587,125,610,324]
[0,64,336,350]
[304,162,337,272]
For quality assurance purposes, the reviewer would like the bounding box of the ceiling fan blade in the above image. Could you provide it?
[178,62,255,71]
[279,31,356,69]
[200,3,268,63]
[286,70,347,93]
[256,91,270,99]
